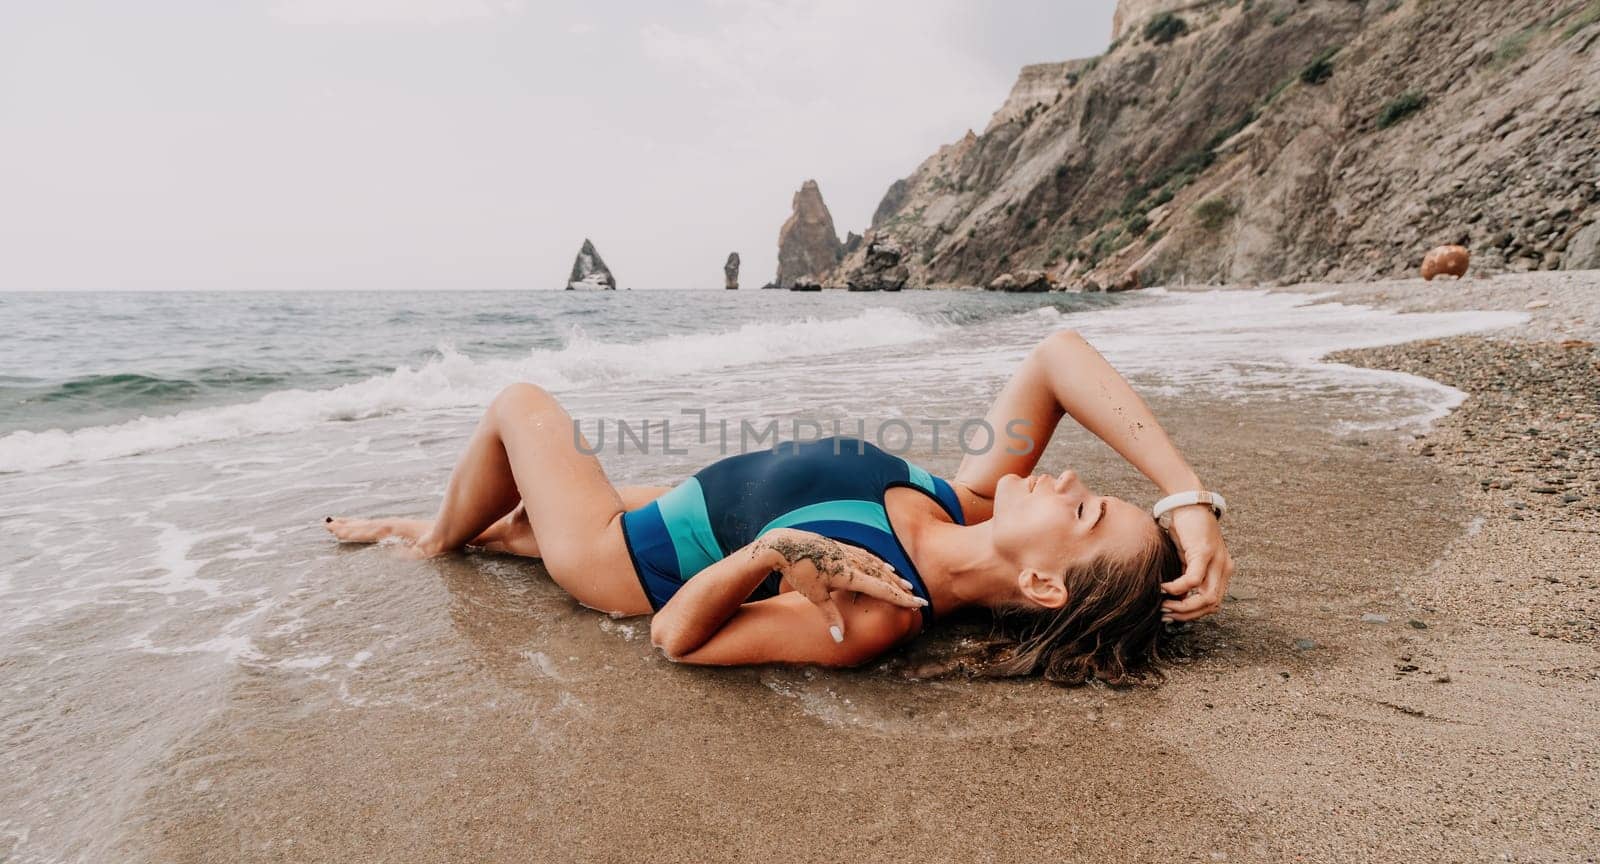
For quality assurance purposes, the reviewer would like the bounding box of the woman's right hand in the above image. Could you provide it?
[752,528,928,642]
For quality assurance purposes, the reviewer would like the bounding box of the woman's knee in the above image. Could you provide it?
[490,382,556,421]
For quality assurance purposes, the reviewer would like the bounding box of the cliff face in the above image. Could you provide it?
[841,0,1600,289]
[776,179,844,287]
[980,60,1093,133]
[1110,0,1208,41]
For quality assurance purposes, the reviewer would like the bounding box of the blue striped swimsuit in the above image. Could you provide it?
[619,437,965,625]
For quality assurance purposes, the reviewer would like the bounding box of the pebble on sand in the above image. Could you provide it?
[1361,613,1390,624]
[1408,619,1428,629]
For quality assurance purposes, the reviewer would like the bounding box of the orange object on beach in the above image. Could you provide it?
[1421,245,1470,280]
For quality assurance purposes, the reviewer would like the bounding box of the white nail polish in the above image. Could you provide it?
[829,625,843,643]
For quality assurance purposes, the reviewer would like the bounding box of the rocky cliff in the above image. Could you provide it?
[1110,0,1210,41]
[776,179,844,287]
[837,0,1600,289]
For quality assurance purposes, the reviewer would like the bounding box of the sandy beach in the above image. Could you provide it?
[0,277,1552,863]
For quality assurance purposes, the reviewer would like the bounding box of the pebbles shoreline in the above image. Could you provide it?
[1277,272,1600,647]
[1331,336,1599,523]
[1332,335,1599,645]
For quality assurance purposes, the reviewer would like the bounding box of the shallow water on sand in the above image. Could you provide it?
[0,288,1523,862]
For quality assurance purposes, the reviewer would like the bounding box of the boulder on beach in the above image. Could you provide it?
[776,180,844,288]
[724,252,741,290]
[1420,245,1470,281]
[846,238,910,291]
[789,277,823,292]
[986,270,1051,292]
[1109,269,1142,292]
[567,239,617,290]
[1564,222,1600,271]
[1010,269,1052,292]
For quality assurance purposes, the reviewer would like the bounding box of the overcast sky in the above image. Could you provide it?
[0,0,1115,291]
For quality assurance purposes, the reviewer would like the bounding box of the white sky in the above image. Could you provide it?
[0,0,1114,291]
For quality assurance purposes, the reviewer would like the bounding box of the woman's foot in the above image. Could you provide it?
[323,516,431,545]
[478,504,541,557]
[323,510,533,559]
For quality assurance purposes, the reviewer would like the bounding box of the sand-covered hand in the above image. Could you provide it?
[754,528,927,641]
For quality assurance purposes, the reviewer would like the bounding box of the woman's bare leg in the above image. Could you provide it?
[329,383,653,615]
[328,487,671,558]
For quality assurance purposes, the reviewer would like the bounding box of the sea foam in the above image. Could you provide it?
[0,307,946,473]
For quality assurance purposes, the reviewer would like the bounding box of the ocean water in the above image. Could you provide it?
[0,287,1524,862]
[0,288,1525,471]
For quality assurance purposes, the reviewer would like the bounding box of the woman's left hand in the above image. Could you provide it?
[754,528,927,642]
[1159,506,1234,622]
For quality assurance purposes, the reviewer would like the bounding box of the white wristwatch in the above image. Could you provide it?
[1152,490,1227,523]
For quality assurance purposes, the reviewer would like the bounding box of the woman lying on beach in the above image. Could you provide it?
[326,330,1234,685]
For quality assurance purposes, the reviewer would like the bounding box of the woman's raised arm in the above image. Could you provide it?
[955,329,1233,621]
[956,330,1201,497]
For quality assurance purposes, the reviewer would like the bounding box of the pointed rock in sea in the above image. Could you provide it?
[567,239,617,290]
[775,180,843,288]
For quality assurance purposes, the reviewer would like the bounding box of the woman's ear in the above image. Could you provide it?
[1017,568,1069,610]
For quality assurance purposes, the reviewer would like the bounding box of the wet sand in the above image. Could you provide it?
[104,403,1447,863]
[88,278,1594,863]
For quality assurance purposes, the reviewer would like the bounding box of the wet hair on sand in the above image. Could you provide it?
[977,520,1183,686]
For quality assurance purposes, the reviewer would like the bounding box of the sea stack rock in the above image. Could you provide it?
[776,179,843,288]
[567,239,617,290]
[724,252,741,290]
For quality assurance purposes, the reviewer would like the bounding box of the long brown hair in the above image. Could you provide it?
[981,520,1183,686]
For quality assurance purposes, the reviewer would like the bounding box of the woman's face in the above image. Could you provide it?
[990,470,1157,579]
